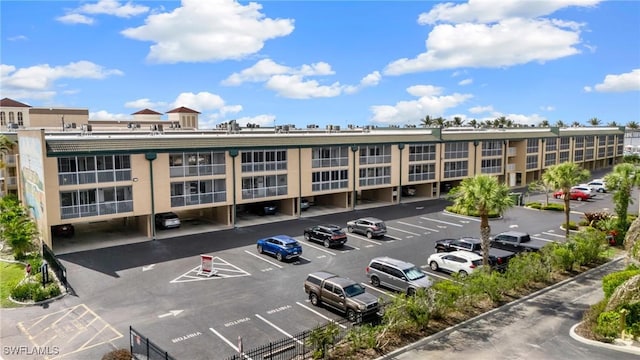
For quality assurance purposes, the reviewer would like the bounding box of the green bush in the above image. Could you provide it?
[561,221,578,230]
[571,228,608,266]
[526,202,542,209]
[445,205,500,218]
[10,281,60,302]
[596,311,622,340]
[543,203,564,211]
[602,269,640,298]
[505,252,551,288]
[619,302,640,337]
[431,281,463,319]
[463,270,506,304]
[548,243,575,272]
[10,282,36,301]
[345,324,378,352]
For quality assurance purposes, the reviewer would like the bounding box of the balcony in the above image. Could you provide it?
[6,176,17,186]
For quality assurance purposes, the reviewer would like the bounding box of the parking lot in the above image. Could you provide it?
[0,190,628,360]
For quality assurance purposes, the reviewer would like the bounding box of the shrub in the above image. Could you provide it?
[619,302,640,337]
[543,203,564,211]
[548,243,575,272]
[571,228,608,266]
[505,252,551,288]
[526,202,542,209]
[445,205,500,218]
[583,211,612,225]
[560,221,578,230]
[463,270,506,304]
[596,311,622,340]
[10,282,36,301]
[344,324,378,352]
[102,349,132,360]
[602,269,640,298]
[431,281,463,319]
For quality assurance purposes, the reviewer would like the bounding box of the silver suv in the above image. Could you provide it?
[366,257,433,295]
[346,217,387,238]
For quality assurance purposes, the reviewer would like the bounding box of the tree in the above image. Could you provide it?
[449,175,515,267]
[0,134,14,169]
[604,163,639,232]
[528,179,553,207]
[542,163,591,239]
[452,116,464,127]
[0,196,38,259]
[468,119,478,128]
[539,120,550,127]
[571,121,581,127]
[588,117,601,126]
[608,121,618,127]
[627,121,639,130]
[555,120,566,128]
[420,115,434,128]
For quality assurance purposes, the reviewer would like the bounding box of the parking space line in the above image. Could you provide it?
[419,217,463,227]
[255,314,304,345]
[441,212,481,222]
[396,221,439,232]
[300,241,337,256]
[209,327,251,359]
[244,250,284,268]
[387,226,421,236]
[295,302,347,329]
[420,266,454,281]
[542,231,566,238]
[385,234,402,241]
[531,236,556,243]
[346,233,381,245]
[360,283,396,298]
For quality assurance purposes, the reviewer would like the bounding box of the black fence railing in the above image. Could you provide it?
[130,326,176,360]
[42,243,68,291]
[225,318,353,360]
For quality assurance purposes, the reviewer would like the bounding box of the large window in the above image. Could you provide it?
[443,161,468,178]
[481,159,502,174]
[598,136,606,146]
[169,151,225,177]
[585,136,595,147]
[444,143,468,159]
[481,141,502,157]
[559,137,570,150]
[545,138,557,152]
[241,150,287,172]
[526,155,538,170]
[408,164,435,181]
[359,145,391,165]
[58,155,131,185]
[526,139,539,153]
[559,151,570,163]
[585,148,594,160]
[574,149,584,162]
[312,146,348,168]
[60,186,133,219]
[575,136,584,147]
[312,170,348,191]
[359,166,391,186]
[597,147,605,158]
[408,144,436,162]
[241,175,287,199]
[170,179,226,207]
[544,153,556,167]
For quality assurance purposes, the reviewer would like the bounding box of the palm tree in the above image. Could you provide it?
[608,121,618,127]
[555,120,566,128]
[0,134,14,169]
[542,163,591,238]
[448,175,515,267]
[434,117,446,127]
[452,116,464,127]
[571,121,581,127]
[604,163,639,232]
[588,117,601,126]
[627,121,639,130]
[420,115,434,128]
[468,119,478,128]
[539,120,550,127]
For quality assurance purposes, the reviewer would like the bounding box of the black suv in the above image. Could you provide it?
[303,224,348,248]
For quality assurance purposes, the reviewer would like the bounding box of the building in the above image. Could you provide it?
[0,98,624,251]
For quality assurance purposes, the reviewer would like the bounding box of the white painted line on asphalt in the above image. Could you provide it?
[360,283,396,298]
[420,217,463,227]
[299,256,311,262]
[346,233,381,245]
[300,241,337,256]
[420,265,455,281]
[255,314,304,345]
[531,236,556,243]
[441,212,481,222]
[296,302,347,329]
[542,231,566,238]
[385,234,402,241]
[396,221,440,232]
[244,250,284,268]
[386,225,421,236]
[210,327,252,359]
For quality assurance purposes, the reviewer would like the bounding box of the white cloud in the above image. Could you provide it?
[385,18,582,75]
[56,13,94,25]
[540,105,556,111]
[121,0,294,63]
[469,105,494,114]
[360,71,382,87]
[89,110,133,120]
[172,91,226,111]
[369,85,473,125]
[458,78,473,86]
[266,75,343,99]
[0,61,123,100]
[222,59,333,86]
[8,35,28,41]
[78,0,149,18]
[418,0,601,25]
[589,69,640,92]
[124,98,168,109]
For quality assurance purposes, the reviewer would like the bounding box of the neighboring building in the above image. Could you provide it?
[0,98,625,251]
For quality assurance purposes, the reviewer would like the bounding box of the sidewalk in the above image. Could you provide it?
[377,257,640,360]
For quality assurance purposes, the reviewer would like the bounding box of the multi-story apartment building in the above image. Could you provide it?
[0,98,624,251]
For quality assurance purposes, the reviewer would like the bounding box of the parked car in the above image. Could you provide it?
[571,185,596,198]
[434,237,515,270]
[52,224,75,238]
[248,202,278,216]
[303,224,347,248]
[366,257,433,295]
[587,179,607,193]
[155,212,181,229]
[346,217,387,239]
[401,186,416,196]
[427,250,483,277]
[300,198,311,211]
[256,235,302,261]
[553,189,591,201]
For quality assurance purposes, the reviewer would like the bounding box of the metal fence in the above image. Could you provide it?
[225,318,353,360]
[42,243,68,291]
[130,326,176,360]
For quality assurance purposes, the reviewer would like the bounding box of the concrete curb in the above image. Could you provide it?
[375,256,630,360]
[570,323,640,356]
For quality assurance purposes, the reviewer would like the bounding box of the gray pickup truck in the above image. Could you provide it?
[490,231,546,253]
[304,271,380,323]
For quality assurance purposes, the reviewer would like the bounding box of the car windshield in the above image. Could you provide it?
[284,242,299,248]
[343,283,366,297]
[404,267,425,281]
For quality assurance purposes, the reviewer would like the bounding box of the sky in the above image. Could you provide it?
[1,0,639,130]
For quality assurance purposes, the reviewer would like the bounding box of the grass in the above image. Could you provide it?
[0,261,25,308]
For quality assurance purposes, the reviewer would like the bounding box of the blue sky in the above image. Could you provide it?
[1,0,639,129]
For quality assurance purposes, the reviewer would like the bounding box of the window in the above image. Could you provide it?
[60,186,133,219]
[312,170,348,191]
[0,112,4,126]
[526,138,539,153]
[544,153,556,167]
[444,143,468,159]
[170,179,226,207]
[526,155,538,170]
[359,166,391,186]
[8,112,14,123]
[545,138,557,152]
[598,136,606,146]
[17,112,23,126]
[169,151,225,177]
[58,155,131,185]
[312,146,348,168]
[408,144,436,162]
[481,159,502,174]
[559,151,570,163]
[559,137,570,150]
[574,149,584,162]
[241,150,286,172]
[585,136,594,147]
[443,161,468,178]
[408,164,435,181]
[575,136,584,147]
[597,147,605,158]
[481,141,502,157]
[359,145,391,165]
[585,148,594,160]
[242,175,287,199]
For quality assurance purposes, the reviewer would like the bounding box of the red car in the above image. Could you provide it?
[553,189,590,201]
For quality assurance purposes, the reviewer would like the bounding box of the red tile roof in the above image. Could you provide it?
[132,108,162,115]
[166,106,200,114]
[0,98,31,107]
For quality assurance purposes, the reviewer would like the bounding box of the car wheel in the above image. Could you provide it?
[323,239,331,248]
[276,252,283,262]
[407,288,416,296]
[370,276,380,287]
[430,261,439,271]
[310,293,320,306]
[257,245,263,253]
[436,248,444,253]
[366,231,373,239]
[458,270,468,277]
[554,194,560,199]
[598,188,604,193]
[304,233,311,241]
[577,197,583,201]
[346,309,357,323]
[347,225,354,233]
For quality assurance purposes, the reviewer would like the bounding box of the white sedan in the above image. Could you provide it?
[427,250,484,277]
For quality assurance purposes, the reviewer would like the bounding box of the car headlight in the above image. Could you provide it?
[358,303,366,310]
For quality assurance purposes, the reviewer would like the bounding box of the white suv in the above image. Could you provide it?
[587,179,607,193]
[572,185,595,198]
[427,250,483,277]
